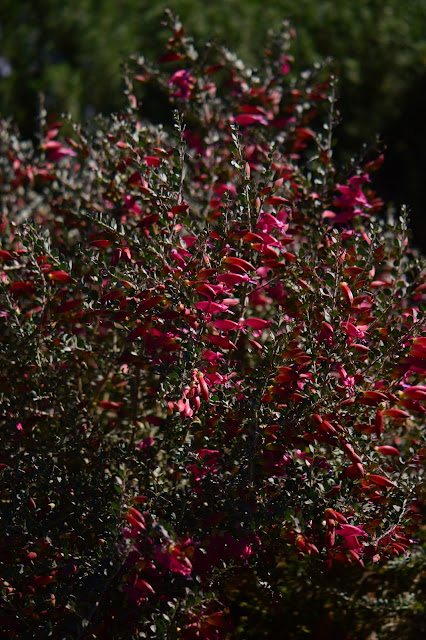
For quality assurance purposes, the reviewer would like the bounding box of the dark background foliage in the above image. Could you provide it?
[1,0,426,249]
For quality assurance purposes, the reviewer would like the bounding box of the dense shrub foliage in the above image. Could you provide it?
[1,16,425,639]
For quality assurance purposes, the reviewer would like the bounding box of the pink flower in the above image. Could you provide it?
[335,364,355,390]
[243,318,271,330]
[281,55,291,75]
[123,195,142,215]
[233,113,268,126]
[169,69,195,99]
[256,211,289,233]
[210,318,241,331]
[169,551,192,576]
[155,544,193,577]
[316,321,335,344]
[137,437,155,450]
[201,350,225,364]
[341,321,368,339]
[336,524,368,551]
[195,301,230,314]
[330,174,372,222]
[43,140,77,162]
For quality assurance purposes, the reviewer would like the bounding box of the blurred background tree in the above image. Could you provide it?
[1,0,426,249]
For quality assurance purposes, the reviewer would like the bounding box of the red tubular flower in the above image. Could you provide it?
[340,439,363,465]
[233,113,268,126]
[340,282,354,306]
[217,272,250,286]
[376,445,400,456]
[126,507,146,532]
[198,374,210,402]
[44,139,77,161]
[243,317,271,329]
[367,474,397,488]
[168,69,195,98]
[210,319,240,331]
[222,256,255,272]
[48,270,74,283]
[341,463,365,478]
[374,410,384,437]
[383,408,410,419]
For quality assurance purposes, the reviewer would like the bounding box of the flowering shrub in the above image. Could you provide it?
[1,14,425,640]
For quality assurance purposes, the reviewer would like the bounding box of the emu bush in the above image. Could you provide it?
[1,15,425,640]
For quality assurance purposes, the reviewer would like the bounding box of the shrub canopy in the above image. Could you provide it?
[1,14,425,640]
